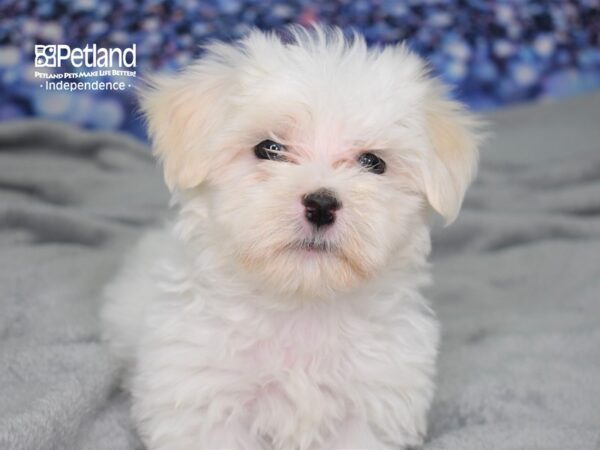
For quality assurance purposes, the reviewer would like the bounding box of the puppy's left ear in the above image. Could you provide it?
[421,82,481,224]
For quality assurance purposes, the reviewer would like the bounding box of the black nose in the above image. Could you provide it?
[302,189,341,228]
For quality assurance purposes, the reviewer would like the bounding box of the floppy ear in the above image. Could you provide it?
[139,59,235,190]
[422,83,481,224]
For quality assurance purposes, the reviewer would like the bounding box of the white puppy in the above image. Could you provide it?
[102,26,480,450]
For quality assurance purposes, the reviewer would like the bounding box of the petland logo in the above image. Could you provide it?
[35,44,136,68]
[34,44,137,91]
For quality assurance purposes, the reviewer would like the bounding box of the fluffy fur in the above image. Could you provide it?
[101,26,480,450]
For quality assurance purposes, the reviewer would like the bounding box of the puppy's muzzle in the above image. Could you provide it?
[302,189,341,228]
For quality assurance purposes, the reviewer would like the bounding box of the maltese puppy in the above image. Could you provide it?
[102,26,479,450]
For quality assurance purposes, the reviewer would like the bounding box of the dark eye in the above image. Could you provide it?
[254,140,285,161]
[357,152,386,174]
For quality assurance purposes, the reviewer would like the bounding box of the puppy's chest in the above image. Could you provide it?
[209,304,397,383]
[239,320,338,373]
[155,297,430,432]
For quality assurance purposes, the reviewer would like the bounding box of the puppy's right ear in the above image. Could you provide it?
[139,59,235,190]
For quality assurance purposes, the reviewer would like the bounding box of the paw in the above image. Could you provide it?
[329,419,392,450]
[201,422,264,450]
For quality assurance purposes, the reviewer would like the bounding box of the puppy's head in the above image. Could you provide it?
[141,26,480,298]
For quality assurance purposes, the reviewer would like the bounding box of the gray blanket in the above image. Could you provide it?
[1,93,600,450]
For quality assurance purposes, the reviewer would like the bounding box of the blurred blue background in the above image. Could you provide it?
[1,0,599,139]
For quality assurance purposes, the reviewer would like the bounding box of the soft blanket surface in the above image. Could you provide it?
[1,94,600,450]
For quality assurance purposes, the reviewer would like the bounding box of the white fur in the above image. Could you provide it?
[101,26,480,450]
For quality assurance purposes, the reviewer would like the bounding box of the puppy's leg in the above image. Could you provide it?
[329,417,394,450]
[131,344,263,450]
[203,422,265,450]
[134,402,262,450]
[146,423,261,450]
[329,414,426,450]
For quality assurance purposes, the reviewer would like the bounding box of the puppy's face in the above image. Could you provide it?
[141,28,480,298]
